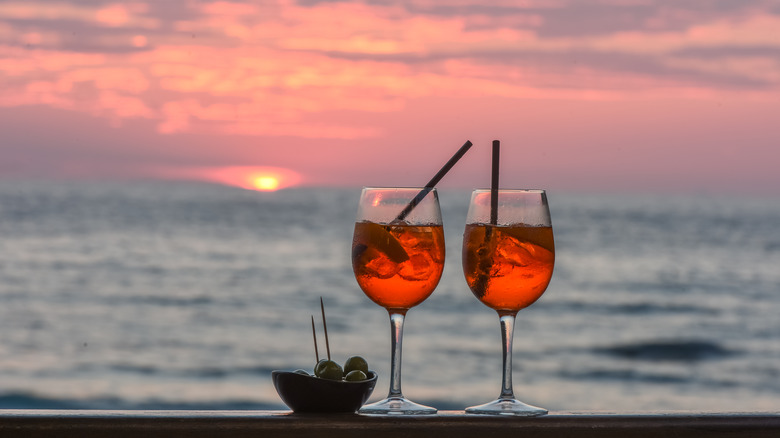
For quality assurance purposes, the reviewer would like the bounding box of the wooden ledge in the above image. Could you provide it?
[1,410,779,437]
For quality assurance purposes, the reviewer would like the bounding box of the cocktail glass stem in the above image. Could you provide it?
[388,311,405,399]
[498,311,516,401]
[359,310,436,415]
[465,310,547,416]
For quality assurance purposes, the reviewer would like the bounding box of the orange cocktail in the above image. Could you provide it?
[352,222,445,310]
[462,224,554,312]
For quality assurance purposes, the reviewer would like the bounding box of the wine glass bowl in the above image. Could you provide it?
[462,189,554,416]
[353,221,444,310]
[351,187,444,415]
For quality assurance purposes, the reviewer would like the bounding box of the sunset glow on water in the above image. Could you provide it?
[200,166,303,192]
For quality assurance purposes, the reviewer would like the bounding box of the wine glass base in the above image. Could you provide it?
[359,396,437,415]
[465,398,547,416]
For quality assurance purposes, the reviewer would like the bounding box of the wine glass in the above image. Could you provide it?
[351,187,445,415]
[461,189,555,416]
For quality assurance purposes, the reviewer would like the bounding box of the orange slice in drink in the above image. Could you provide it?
[353,221,409,264]
[502,225,555,253]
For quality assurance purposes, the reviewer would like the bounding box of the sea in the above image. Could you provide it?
[1,180,778,412]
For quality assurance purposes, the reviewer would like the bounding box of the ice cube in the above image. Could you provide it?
[394,227,421,249]
[354,245,399,279]
[496,235,533,267]
[361,248,399,279]
[398,253,435,281]
[496,235,553,267]
[487,256,513,278]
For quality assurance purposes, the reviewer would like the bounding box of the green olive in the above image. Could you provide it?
[314,359,343,380]
[293,369,310,376]
[344,370,367,381]
[343,356,369,375]
[314,359,326,375]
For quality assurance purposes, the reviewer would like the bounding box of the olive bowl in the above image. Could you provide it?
[271,370,378,413]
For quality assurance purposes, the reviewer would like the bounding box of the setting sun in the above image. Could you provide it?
[252,175,280,191]
[196,166,303,192]
[147,165,303,191]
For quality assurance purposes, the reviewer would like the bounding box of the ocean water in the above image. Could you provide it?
[0,181,779,412]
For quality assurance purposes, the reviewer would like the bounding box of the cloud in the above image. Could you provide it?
[1,0,779,141]
[0,2,158,28]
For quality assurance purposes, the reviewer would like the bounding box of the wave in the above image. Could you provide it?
[105,295,217,307]
[558,369,691,384]
[543,300,719,316]
[594,340,736,362]
[105,364,280,378]
[0,392,282,410]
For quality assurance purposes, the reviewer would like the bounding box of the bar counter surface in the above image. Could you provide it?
[2,410,779,437]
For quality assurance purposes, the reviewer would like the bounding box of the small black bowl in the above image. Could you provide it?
[272,370,378,413]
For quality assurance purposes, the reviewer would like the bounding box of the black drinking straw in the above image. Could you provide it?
[490,140,500,225]
[320,297,331,360]
[473,140,500,299]
[311,315,320,363]
[395,140,474,221]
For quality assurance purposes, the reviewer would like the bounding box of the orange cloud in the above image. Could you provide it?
[0,2,92,21]
[94,5,131,27]
[56,67,150,93]
[95,90,154,120]
[0,2,157,28]
[201,1,259,17]
[132,35,148,48]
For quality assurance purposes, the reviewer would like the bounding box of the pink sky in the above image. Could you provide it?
[1,0,779,193]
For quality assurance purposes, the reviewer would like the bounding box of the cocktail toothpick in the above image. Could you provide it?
[320,297,331,360]
[311,315,320,363]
